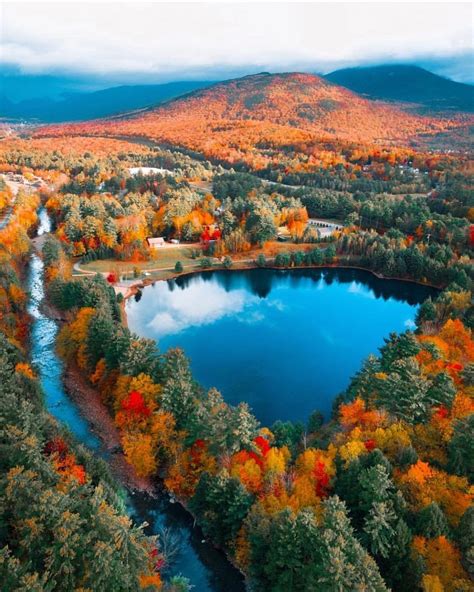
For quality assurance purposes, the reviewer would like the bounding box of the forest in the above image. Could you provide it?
[0,127,471,592]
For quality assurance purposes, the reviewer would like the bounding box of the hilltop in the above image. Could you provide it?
[37,72,473,159]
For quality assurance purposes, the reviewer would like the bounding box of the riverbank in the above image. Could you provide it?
[59,348,248,583]
[39,261,247,586]
[63,362,156,493]
[37,277,155,493]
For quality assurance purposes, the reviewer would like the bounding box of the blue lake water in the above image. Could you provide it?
[126,268,436,426]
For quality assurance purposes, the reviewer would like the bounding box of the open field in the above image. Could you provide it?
[74,240,332,277]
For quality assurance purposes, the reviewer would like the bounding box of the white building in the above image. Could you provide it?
[129,167,175,177]
[147,237,166,249]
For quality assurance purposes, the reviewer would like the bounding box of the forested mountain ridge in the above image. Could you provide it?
[37,72,474,156]
[325,65,474,112]
[3,65,472,123]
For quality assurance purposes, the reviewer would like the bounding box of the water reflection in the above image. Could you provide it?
[171,268,435,306]
[127,269,436,425]
[146,281,257,337]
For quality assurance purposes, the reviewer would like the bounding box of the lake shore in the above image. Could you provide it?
[118,259,441,313]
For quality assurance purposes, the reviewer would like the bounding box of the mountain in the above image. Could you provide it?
[0,81,214,122]
[325,65,474,112]
[38,72,473,154]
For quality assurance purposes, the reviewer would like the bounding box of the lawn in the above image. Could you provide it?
[74,241,331,281]
[77,245,200,275]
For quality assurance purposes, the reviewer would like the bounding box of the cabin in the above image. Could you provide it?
[146,237,166,249]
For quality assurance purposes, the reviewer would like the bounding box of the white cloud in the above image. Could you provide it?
[1,2,472,80]
[146,279,258,336]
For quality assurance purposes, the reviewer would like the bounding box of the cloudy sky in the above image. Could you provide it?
[1,1,473,86]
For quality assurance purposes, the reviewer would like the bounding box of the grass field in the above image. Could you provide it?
[77,245,200,274]
[74,241,331,281]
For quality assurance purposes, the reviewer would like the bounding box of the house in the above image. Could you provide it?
[146,237,166,249]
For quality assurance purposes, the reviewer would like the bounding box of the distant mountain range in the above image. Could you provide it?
[1,65,472,123]
[325,65,474,112]
[0,81,213,122]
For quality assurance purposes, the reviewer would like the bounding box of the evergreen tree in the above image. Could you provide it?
[448,415,474,480]
[189,472,254,548]
[456,507,474,577]
[318,497,389,592]
[363,501,396,559]
[377,358,432,423]
[416,503,449,538]
[379,332,421,371]
[426,371,456,408]
[160,348,200,431]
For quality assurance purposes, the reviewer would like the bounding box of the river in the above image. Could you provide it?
[28,207,245,591]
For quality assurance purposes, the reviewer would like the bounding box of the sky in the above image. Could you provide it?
[1,1,473,92]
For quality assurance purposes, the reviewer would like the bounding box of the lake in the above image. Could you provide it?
[126,268,436,426]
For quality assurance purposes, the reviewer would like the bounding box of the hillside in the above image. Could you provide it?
[326,65,474,112]
[1,80,214,122]
[37,72,473,162]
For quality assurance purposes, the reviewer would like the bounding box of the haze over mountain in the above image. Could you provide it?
[0,80,214,122]
[326,65,474,112]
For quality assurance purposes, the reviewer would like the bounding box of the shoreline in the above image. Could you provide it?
[40,293,248,581]
[119,260,442,308]
[39,297,248,584]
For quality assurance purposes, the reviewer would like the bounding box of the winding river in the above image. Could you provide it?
[28,208,245,591]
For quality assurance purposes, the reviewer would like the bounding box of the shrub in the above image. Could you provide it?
[175,261,184,273]
[274,252,291,267]
[292,251,306,266]
[256,254,266,268]
[200,257,213,269]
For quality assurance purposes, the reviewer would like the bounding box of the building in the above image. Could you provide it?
[146,237,166,249]
[129,167,175,177]
[307,219,343,231]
